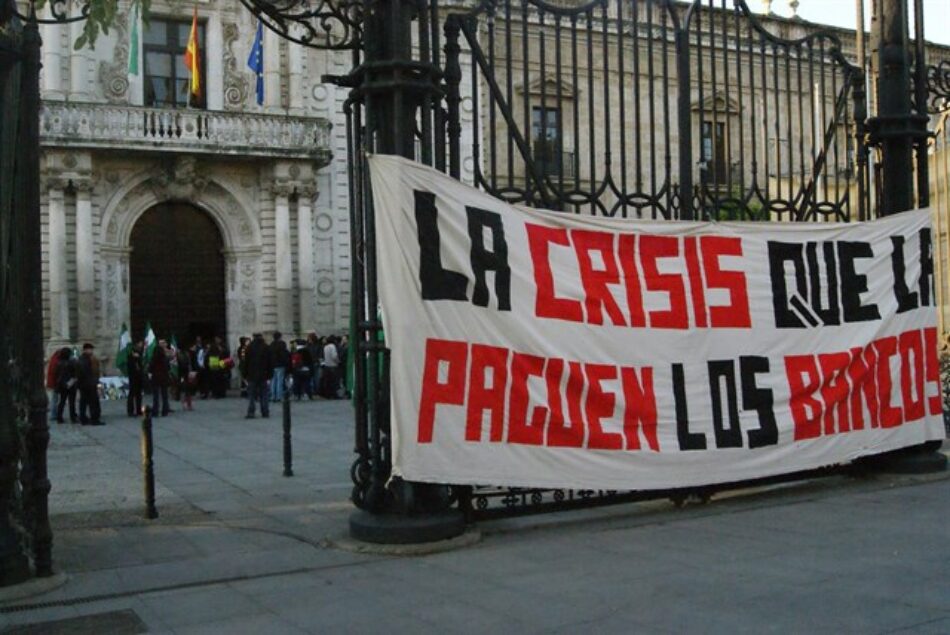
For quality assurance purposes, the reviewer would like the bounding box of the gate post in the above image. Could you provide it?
[0,2,53,585]
[21,10,53,576]
[348,0,465,544]
[867,0,927,215]
[864,0,946,474]
[675,26,694,221]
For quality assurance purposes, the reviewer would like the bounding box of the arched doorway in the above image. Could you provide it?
[129,202,226,346]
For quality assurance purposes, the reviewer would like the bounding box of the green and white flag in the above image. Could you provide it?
[143,322,157,366]
[115,322,132,375]
[127,1,140,77]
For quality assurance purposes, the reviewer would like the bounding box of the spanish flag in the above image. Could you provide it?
[183,7,201,103]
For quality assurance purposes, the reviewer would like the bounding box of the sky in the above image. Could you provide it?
[763,0,950,46]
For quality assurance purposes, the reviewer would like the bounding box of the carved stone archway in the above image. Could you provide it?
[98,159,263,357]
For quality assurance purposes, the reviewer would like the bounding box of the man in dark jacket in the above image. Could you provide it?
[245,332,273,418]
[54,347,78,423]
[77,343,104,425]
[149,339,172,417]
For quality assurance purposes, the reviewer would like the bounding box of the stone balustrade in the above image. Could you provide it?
[40,101,333,163]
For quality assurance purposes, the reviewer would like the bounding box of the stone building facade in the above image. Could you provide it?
[38,0,353,365]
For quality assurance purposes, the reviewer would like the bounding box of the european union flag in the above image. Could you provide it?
[247,21,264,106]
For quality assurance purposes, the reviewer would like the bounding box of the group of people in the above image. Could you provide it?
[46,343,105,426]
[45,330,348,425]
[239,331,348,419]
[123,335,234,418]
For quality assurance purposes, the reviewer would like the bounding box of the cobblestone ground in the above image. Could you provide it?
[1,395,948,634]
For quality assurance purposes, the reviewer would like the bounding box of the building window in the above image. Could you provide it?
[532,106,562,175]
[143,18,205,108]
[701,121,727,184]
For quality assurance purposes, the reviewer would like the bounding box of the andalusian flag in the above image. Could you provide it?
[127,1,140,78]
[183,7,201,103]
[143,323,157,366]
[115,323,132,376]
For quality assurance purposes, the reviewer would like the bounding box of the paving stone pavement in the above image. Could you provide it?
[1,395,948,634]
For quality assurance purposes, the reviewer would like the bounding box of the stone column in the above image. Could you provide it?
[69,19,88,99]
[296,187,316,332]
[126,8,143,106]
[74,181,96,342]
[264,26,282,111]
[206,13,224,111]
[47,181,70,344]
[288,34,304,112]
[40,14,63,99]
[274,184,294,334]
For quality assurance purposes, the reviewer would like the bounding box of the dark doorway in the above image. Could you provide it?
[130,202,225,347]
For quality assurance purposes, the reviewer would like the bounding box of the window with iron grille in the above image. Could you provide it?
[143,18,205,108]
[701,121,727,185]
[532,106,562,176]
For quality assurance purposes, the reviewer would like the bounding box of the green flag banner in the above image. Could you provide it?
[127,2,140,77]
[143,322,157,366]
[115,322,132,375]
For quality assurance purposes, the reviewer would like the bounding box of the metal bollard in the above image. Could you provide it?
[282,388,293,477]
[141,406,158,519]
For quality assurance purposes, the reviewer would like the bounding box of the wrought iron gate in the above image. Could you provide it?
[328,0,874,521]
[441,0,867,222]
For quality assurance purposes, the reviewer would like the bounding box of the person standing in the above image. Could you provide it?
[178,344,194,411]
[126,340,144,417]
[245,332,272,418]
[291,340,313,400]
[149,339,172,417]
[338,334,350,399]
[77,343,104,425]
[321,335,341,399]
[53,347,78,423]
[236,336,250,398]
[194,336,209,399]
[269,331,290,402]
[46,350,59,422]
[209,336,230,398]
[306,333,322,400]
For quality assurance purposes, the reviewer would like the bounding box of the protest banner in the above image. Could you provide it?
[370,154,945,490]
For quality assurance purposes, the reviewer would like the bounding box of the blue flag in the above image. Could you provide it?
[247,21,264,106]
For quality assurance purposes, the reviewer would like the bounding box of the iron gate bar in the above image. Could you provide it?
[237,0,364,50]
[912,0,929,209]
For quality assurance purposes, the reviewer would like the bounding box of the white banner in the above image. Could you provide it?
[370,154,945,491]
